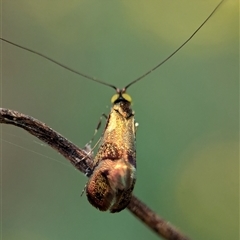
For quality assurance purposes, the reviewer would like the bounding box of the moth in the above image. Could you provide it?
[86,89,137,212]
[1,0,225,213]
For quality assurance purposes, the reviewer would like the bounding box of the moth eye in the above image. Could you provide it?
[122,93,132,103]
[111,94,120,103]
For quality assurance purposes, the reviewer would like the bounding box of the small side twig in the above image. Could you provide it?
[0,108,190,240]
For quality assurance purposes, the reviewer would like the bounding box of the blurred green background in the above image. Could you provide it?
[1,1,238,240]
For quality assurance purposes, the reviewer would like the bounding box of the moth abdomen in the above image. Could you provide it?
[86,158,136,212]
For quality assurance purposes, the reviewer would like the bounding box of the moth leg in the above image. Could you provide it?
[82,113,108,172]
[85,113,108,147]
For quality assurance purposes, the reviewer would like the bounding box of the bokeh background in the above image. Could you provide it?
[1,1,238,240]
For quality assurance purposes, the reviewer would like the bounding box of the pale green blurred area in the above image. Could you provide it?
[1,1,238,240]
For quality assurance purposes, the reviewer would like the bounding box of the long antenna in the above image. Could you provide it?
[0,38,117,91]
[124,0,225,90]
[1,0,224,92]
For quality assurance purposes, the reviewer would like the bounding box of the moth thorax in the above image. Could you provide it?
[113,101,133,119]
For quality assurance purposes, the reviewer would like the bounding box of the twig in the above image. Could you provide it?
[0,108,190,240]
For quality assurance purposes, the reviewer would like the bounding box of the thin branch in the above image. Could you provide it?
[0,108,91,173]
[128,196,189,240]
[0,108,190,240]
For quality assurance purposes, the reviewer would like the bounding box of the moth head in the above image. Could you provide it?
[111,88,132,104]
